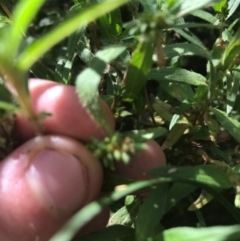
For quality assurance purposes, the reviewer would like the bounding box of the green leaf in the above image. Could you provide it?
[213,108,240,143]
[0,100,23,112]
[151,225,240,241]
[222,28,240,69]
[7,0,46,56]
[162,122,190,150]
[135,184,168,241]
[212,0,227,12]
[164,42,211,59]
[148,165,232,189]
[150,97,173,122]
[109,199,139,226]
[16,0,129,70]
[169,100,192,130]
[191,9,218,24]
[79,225,135,241]
[159,82,195,102]
[227,0,240,19]
[226,69,240,114]
[148,68,207,86]
[173,28,206,49]
[76,45,126,136]
[123,35,155,101]
[167,0,222,17]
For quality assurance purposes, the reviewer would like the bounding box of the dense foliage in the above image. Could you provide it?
[1,0,240,240]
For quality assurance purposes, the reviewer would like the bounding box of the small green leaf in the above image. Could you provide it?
[162,122,190,150]
[226,70,240,114]
[174,27,206,49]
[159,82,195,102]
[76,45,126,136]
[212,0,227,12]
[109,200,139,226]
[123,35,155,101]
[148,68,207,86]
[164,42,211,59]
[135,184,168,241]
[169,100,192,130]
[150,97,173,122]
[213,108,240,143]
[191,9,218,24]
[222,28,240,69]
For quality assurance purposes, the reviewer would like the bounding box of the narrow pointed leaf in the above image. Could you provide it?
[135,184,168,241]
[7,0,46,56]
[213,108,240,143]
[162,123,190,150]
[148,68,207,86]
[148,165,232,188]
[151,97,173,122]
[164,42,211,59]
[76,45,126,135]
[222,29,240,69]
[159,82,195,102]
[169,0,224,17]
[226,68,240,114]
[191,9,218,24]
[123,36,154,101]
[226,0,240,19]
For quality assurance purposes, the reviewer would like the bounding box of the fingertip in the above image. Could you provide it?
[0,135,103,241]
[14,79,115,143]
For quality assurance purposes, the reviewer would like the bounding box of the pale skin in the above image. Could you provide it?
[0,79,166,241]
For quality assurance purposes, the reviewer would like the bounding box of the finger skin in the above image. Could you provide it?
[0,135,103,241]
[114,140,166,180]
[14,79,115,143]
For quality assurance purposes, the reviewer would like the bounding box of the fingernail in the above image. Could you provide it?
[26,149,88,217]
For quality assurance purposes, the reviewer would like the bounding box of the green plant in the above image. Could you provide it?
[2,0,240,240]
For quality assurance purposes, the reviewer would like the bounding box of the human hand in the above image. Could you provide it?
[0,79,166,241]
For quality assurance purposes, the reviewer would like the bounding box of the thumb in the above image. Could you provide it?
[0,135,103,241]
